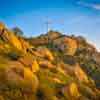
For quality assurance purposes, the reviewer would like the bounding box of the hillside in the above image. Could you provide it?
[0,23,100,100]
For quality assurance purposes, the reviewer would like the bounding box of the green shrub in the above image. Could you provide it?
[36,69,57,99]
[63,55,76,65]
[78,84,97,99]
[55,68,74,84]
[7,47,23,60]
[0,47,23,61]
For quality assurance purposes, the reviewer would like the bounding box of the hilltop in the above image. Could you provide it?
[0,23,100,100]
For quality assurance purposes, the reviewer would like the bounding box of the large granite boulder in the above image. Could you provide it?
[19,54,40,73]
[53,36,77,56]
[0,61,39,93]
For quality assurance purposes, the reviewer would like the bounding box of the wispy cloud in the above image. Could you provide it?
[77,1,100,11]
[92,4,100,10]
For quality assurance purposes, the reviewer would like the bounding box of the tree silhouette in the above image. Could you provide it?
[12,27,23,37]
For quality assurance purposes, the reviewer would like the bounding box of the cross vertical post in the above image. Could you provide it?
[45,19,52,43]
[45,20,52,33]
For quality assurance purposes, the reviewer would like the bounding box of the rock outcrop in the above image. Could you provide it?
[37,47,54,61]
[53,36,77,55]
[0,24,22,50]
[0,24,99,100]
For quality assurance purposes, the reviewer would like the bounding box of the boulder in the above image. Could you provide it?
[19,54,34,67]
[92,52,100,64]
[62,83,80,99]
[39,59,55,69]
[0,24,32,53]
[0,27,22,50]
[7,30,22,50]
[24,67,39,92]
[32,59,39,73]
[0,61,39,93]
[53,36,77,55]
[0,23,5,30]
[59,62,89,83]
[37,47,54,61]
[69,83,80,98]
[19,38,32,53]
[74,63,89,83]
[19,54,40,73]
[5,66,24,84]
[47,31,62,40]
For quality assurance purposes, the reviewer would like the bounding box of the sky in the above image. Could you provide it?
[0,0,100,51]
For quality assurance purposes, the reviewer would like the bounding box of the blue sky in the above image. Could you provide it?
[0,0,100,50]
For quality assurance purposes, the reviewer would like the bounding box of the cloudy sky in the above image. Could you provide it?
[0,0,100,51]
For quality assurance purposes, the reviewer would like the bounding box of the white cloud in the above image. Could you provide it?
[77,1,100,11]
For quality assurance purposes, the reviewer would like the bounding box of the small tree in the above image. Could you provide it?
[12,27,23,37]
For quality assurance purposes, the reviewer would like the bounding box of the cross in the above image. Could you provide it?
[45,20,52,32]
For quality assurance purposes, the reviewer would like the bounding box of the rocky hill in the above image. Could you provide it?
[0,23,100,100]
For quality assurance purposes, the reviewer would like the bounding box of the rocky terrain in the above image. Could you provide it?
[0,23,100,100]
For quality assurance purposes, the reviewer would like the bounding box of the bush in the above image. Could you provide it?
[78,84,97,99]
[7,48,23,60]
[55,68,74,84]
[36,69,57,99]
[80,60,100,88]
[63,55,76,65]
[0,47,23,61]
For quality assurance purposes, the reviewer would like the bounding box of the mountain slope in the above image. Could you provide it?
[0,23,100,100]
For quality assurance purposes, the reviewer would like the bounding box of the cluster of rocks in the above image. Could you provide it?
[0,23,100,100]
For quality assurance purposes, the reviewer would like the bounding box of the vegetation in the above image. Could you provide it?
[0,46,23,60]
[12,27,24,37]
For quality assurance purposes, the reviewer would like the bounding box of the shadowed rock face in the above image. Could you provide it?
[0,24,100,100]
